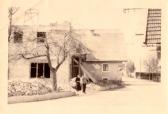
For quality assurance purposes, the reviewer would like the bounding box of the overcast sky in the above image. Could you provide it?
[8,0,164,29]
[10,0,124,29]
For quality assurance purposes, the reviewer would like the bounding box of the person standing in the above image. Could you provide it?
[81,75,88,93]
[75,75,81,91]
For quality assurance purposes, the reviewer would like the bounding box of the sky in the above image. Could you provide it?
[8,0,164,29]
[10,0,124,29]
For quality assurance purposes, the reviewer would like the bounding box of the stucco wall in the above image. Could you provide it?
[57,58,71,91]
[9,58,30,80]
[85,62,124,81]
[8,25,72,91]
[8,57,71,91]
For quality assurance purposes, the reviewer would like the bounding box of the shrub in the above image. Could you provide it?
[8,81,52,97]
[126,60,135,77]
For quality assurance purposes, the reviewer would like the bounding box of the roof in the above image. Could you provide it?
[11,25,127,61]
[75,29,127,61]
[144,9,161,45]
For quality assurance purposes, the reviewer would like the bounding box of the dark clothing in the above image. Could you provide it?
[75,77,81,91]
[82,83,86,93]
[81,76,87,93]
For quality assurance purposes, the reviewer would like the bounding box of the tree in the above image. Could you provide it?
[126,60,135,77]
[44,24,77,91]
[9,23,87,91]
[8,7,19,41]
[144,57,159,73]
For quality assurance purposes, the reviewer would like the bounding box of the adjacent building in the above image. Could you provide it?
[123,8,161,81]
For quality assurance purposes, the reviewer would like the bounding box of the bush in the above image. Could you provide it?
[8,81,52,97]
[126,60,135,77]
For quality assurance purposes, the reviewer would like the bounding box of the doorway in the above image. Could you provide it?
[71,56,83,78]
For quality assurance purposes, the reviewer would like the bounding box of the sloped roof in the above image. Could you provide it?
[75,29,127,61]
[11,25,127,61]
[145,9,161,45]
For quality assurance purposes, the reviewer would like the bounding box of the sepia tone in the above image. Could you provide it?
[0,0,167,114]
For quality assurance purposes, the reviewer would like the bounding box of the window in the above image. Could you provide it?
[102,64,109,71]
[37,32,46,43]
[14,31,23,43]
[30,63,50,78]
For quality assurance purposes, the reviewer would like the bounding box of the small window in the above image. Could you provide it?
[30,63,50,78]
[14,31,23,43]
[37,32,46,43]
[102,64,109,71]
[31,63,37,78]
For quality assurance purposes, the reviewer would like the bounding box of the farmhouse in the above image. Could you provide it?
[8,24,127,91]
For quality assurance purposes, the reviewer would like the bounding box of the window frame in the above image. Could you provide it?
[37,32,46,43]
[102,63,109,72]
[30,62,50,78]
[13,31,23,43]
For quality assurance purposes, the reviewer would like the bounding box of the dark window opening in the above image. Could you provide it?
[31,63,37,78]
[14,31,23,43]
[44,63,50,78]
[31,68,36,78]
[103,64,109,71]
[37,32,46,43]
[38,63,43,78]
[31,63,37,67]
[30,63,50,78]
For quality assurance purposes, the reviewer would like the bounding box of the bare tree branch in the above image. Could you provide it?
[45,38,54,70]
[19,54,46,59]
[8,7,19,41]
